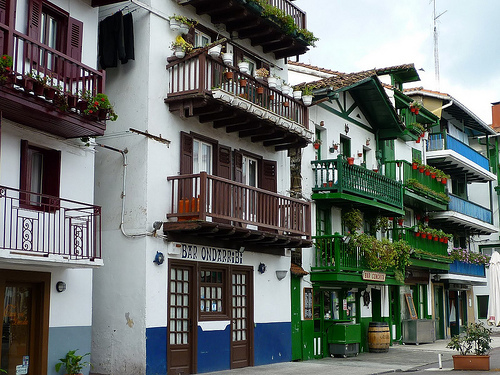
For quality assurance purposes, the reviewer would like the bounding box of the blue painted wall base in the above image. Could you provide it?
[254,322,292,366]
[146,327,167,375]
[197,325,230,373]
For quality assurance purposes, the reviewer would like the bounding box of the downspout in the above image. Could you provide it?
[95,143,162,239]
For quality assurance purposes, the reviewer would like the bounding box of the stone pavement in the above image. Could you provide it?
[202,336,500,375]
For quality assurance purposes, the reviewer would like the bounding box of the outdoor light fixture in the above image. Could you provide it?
[56,281,66,293]
[258,263,266,274]
[153,251,165,265]
[276,270,288,281]
[344,124,350,134]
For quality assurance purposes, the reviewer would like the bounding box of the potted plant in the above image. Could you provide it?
[29,71,48,96]
[208,44,222,58]
[224,69,234,80]
[85,93,118,121]
[342,208,363,233]
[292,88,302,100]
[0,54,13,84]
[237,58,251,74]
[168,14,197,34]
[281,81,292,96]
[302,85,314,106]
[267,74,279,88]
[313,139,321,149]
[447,322,492,371]
[170,36,193,59]
[347,156,355,165]
[255,67,269,80]
[55,349,92,375]
[222,52,233,65]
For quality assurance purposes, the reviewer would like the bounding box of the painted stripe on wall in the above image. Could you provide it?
[197,325,230,373]
[48,326,91,375]
[254,322,291,366]
[146,326,167,375]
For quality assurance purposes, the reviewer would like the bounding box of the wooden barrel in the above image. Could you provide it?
[368,322,390,353]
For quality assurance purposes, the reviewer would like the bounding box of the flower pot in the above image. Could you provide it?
[222,52,233,66]
[452,355,490,371]
[257,87,264,95]
[178,23,190,35]
[431,173,436,179]
[169,18,180,31]
[444,238,448,244]
[328,181,333,187]
[313,143,320,150]
[267,76,278,88]
[208,45,222,58]
[282,85,292,96]
[442,178,447,184]
[412,162,418,170]
[419,167,424,173]
[415,232,420,237]
[433,236,438,241]
[33,81,45,96]
[44,87,57,100]
[98,108,109,120]
[224,71,234,80]
[174,47,185,59]
[439,238,444,242]
[239,79,247,87]
[67,94,78,109]
[1,71,14,85]
[436,177,442,182]
[427,234,433,240]
[415,109,419,115]
[373,168,379,173]
[238,61,250,74]
[302,95,313,106]
[398,220,404,226]
[293,90,302,100]
[358,153,363,157]
[416,137,421,143]
[425,170,430,176]
[347,157,354,165]
[77,99,89,112]
[282,101,289,107]
[410,107,415,113]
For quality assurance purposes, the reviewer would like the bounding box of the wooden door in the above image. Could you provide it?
[230,268,253,369]
[168,263,196,375]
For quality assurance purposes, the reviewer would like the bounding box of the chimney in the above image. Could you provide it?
[492,101,500,130]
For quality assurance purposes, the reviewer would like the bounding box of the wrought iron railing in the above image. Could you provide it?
[427,133,490,171]
[167,172,311,238]
[449,194,492,224]
[166,52,307,129]
[384,160,448,204]
[0,186,101,260]
[311,156,403,209]
[2,26,105,98]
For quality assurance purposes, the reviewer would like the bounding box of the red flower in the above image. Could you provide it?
[89,110,93,113]
[2,56,5,60]
[101,97,105,101]
[94,101,99,105]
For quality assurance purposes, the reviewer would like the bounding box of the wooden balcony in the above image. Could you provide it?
[430,194,497,235]
[439,260,486,286]
[427,133,495,182]
[166,52,311,150]
[0,186,101,266]
[164,172,311,251]
[175,0,310,59]
[310,156,404,216]
[385,160,448,211]
[393,228,451,271]
[0,28,107,139]
[310,234,400,285]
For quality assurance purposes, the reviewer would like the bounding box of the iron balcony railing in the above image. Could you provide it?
[0,186,101,260]
[385,160,448,205]
[167,172,311,238]
[259,0,306,29]
[166,52,308,130]
[2,26,105,99]
[311,156,403,209]
[449,194,492,224]
[427,133,490,171]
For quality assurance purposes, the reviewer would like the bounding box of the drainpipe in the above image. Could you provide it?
[95,143,163,239]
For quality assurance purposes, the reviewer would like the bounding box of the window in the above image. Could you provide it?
[200,268,226,317]
[242,155,258,187]
[20,140,61,209]
[340,136,350,158]
[193,140,213,174]
[194,30,210,48]
[477,295,489,319]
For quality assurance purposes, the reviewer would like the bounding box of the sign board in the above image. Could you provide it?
[303,288,313,320]
[175,243,243,265]
[362,270,386,282]
[405,293,418,320]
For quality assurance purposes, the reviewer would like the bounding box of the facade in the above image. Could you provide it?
[92,1,315,374]
[288,62,496,361]
[0,0,105,373]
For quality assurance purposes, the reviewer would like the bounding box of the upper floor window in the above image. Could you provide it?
[242,156,258,187]
[20,140,61,210]
[194,30,211,48]
[193,140,213,174]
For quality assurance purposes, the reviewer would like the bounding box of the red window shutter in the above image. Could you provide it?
[27,0,42,66]
[216,145,231,179]
[259,159,277,193]
[233,150,243,183]
[20,140,29,193]
[42,149,61,210]
[180,132,193,175]
[66,17,83,62]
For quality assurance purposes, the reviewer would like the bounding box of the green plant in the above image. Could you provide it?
[302,85,314,96]
[342,208,362,233]
[170,35,193,53]
[0,369,6,374]
[448,247,490,266]
[55,349,92,375]
[0,54,13,72]
[255,67,269,78]
[168,14,198,28]
[446,322,492,356]
[28,70,49,86]
[85,93,118,121]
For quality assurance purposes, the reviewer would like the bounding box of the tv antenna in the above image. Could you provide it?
[432,0,447,88]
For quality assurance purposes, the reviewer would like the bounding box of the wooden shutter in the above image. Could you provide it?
[259,159,277,193]
[20,140,29,195]
[180,132,193,175]
[0,0,8,51]
[65,17,83,78]
[27,0,42,66]
[233,150,243,183]
[42,149,61,210]
[216,145,231,179]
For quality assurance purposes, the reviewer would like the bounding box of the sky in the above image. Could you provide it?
[292,0,500,124]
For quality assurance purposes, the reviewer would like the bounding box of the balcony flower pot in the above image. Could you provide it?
[67,94,78,109]
[44,86,57,100]
[178,23,190,35]
[282,101,289,107]
[77,99,89,113]
[434,236,438,241]
[313,141,321,149]
[238,61,250,74]
[208,45,222,58]
[257,87,264,95]
[431,173,436,179]
[33,81,45,96]
[442,178,447,184]
[293,90,302,100]
[347,157,354,165]
[239,79,247,87]
[224,71,234,80]
[302,95,313,106]
[174,46,185,59]
[412,162,418,170]
[282,84,292,96]
[425,170,430,176]
[436,177,442,182]
[419,167,424,173]
[169,18,180,31]
[415,232,420,237]
[427,234,433,240]
[222,52,233,66]
[267,76,278,88]
[358,152,363,157]
[416,137,421,143]
[398,219,404,226]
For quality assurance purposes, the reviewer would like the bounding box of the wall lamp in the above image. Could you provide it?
[56,281,66,293]
[258,263,266,274]
[276,270,288,281]
[153,251,165,265]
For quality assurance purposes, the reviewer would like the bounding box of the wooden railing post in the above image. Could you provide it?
[336,155,344,194]
[199,172,207,220]
[333,233,342,272]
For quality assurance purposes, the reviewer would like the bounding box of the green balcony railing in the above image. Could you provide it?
[312,233,367,271]
[311,156,403,209]
[384,160,448,205]
[393,227,450,259]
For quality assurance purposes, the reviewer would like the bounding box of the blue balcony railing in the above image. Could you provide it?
[449,194,492,224]
[427,133,490,171]
[449,260,485,277]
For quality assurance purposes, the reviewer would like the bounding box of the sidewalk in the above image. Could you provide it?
[202,336,500,375]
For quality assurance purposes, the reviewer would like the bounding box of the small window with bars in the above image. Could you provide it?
[200,269,225,316]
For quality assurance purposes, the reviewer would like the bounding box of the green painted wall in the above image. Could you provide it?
[291,276,302,360]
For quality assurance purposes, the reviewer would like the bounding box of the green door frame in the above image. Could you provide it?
[434,285,445,339]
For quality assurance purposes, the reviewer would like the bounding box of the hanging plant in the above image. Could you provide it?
[342,208,363,233]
